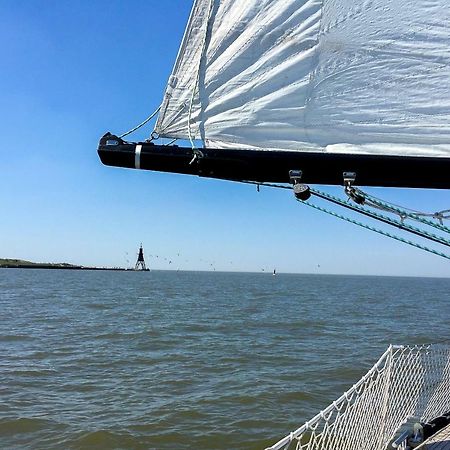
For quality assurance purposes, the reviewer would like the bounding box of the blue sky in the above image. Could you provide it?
[1,0,449,277]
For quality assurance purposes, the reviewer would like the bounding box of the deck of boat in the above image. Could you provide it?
[416,424,450,449]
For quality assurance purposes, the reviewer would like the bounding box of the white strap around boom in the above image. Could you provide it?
[135,144,142,169]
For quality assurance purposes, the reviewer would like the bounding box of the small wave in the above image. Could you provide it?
[182,324,211,333]
[85,303,111,310]
[0,334,33,342]
[276,390,317,403]
[0,417,53,434]
[3,367,57,377]
[94,331,143,341]
[72,430,142,449]
[59,382,97,393]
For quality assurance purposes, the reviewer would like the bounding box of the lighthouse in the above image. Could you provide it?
[134,244,148,271]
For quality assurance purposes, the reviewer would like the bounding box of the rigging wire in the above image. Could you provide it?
[119,105,161,139]
[240,180,450,260]
[356,189,449,220]
[299,198,450,261]
[351,188,450,232]
[310,188,450,248]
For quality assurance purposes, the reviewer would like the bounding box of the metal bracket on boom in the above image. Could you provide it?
[343,172,365,205]
[289,170,311,201]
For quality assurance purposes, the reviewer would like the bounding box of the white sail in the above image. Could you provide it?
[155,0,450,157]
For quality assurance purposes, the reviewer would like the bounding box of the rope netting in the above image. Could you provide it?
[267,344,450,450]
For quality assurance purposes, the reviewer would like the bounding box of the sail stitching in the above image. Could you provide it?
[310,40,449,101]
[319,0,376,37]
[309,14,449,103]
[302,0,325,145]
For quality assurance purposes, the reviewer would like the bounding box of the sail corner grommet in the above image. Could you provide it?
[289,170,311,201]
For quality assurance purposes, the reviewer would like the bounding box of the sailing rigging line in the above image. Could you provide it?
[118,105,161,139]
[355,189,449,220]
[240,180,450,259]
[299,198,450,261]
[350,187,450,232]
[310,188,450,248]
[164,138,178,146]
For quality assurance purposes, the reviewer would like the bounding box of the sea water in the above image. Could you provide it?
[1,269,449,449]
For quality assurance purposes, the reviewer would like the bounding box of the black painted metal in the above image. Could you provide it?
[97,133,450,188]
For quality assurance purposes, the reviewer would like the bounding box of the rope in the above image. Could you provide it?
[352,188,450,233]
[119,106,161,139]
[299,198,450,260]
[355,189,449,220]
[164,138,178,146]
[309,189,450,248]
[239,180,450,259]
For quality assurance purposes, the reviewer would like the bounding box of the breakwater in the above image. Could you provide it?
[0,259,126,271]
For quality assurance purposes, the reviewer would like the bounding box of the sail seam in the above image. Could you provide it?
[303,0,325,145]
[187,0,215,149]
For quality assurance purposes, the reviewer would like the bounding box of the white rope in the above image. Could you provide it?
[119,105,161,139]
[266,344,450,450]
[164,138,178,146]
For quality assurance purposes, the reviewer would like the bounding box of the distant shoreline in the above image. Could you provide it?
[2,265,127,271]
[0,259,128,271]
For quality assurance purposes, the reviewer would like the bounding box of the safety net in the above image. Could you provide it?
[267,344,450,450]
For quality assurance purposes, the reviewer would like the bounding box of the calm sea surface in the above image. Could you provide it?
[1,269,449,449]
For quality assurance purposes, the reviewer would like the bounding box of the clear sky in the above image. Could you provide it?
[1,1,449,277]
